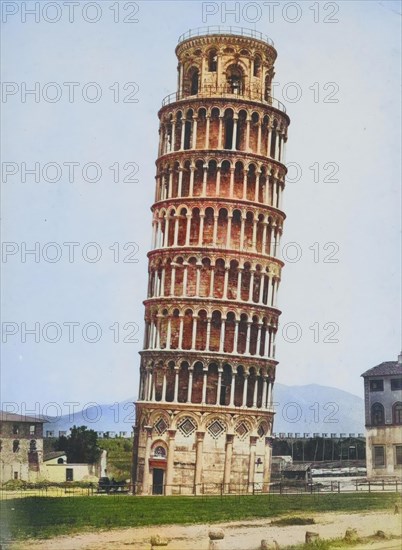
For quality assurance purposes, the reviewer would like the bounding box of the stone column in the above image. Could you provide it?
[178,316,184,349]
[262,376,268,408]
[171,122,176,152]
[187,368,194,402]
[168,170,173,199]
[264,326,269,357]
[194,431,205,495]
[174,367,179,402]
[223,268,229,299]
[160,269,165,297]
[229,371,236,406]
[246,118,251,151]
[202,368,208,404]
[202,164,208,195]
[189,165,195,196]
[192,117,198,149]
[242,172,248,199]
[236,269,242,300]
[215,166,221,196]
[242,373,249,406]
[195,265,201,296]
[262,222,267,255]
[223,434,234,492]
[209,268,215,297]
[180,121,185,150]
[165,429,176,495]
[166,318,172,350]
[255,172,260,202]
[248,436,258,492]
[177,168,183,197]
[205,317,212,351]
[198,214,205,246]
[171,266,176,296]
[267,127,272,157]
[226,214,232,248]
[275,132,280,160]
[219,319,225,353]
[205,114,210,148]
[157,367,165,402]
[185,214,191,246]
[173,215,179,246]
[263,436,272,492]
[256,324,262,356]
[248,270,255,302]
[163,216,170,248]
[142,426,153,495]
[191,317,198,350]
[213,214,218,243]
[253,377,259,407]
[252,219,258,251]
[234,320,239,353]
[245,322,251,355]
[257,122,262,155]
[218,117,223,149]
[267,380,273,408]
[216,368,223,404]
[232,117,238,150]
[259,274,265,304]
[240,215,246,249]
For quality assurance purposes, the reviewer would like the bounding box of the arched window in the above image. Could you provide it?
[208,49,217,72]
[393,402,402,425]
[29,439,37,451]
[227,66,243,95]
[190,69,199,95]
[57,457,65,464]
[253,55,261,77]
[153,445,166,458]
[371,403,385,426]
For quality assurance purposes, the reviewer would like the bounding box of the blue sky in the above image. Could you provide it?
[1,1,401,413]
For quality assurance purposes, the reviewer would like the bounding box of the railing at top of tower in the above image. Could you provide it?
[178,26,274,46]
[161,85,287,113]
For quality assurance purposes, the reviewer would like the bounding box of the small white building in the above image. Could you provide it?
[43,450,107,482]
[361,353,402,478]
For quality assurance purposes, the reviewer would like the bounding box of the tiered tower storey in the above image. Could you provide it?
[132,27,290,495]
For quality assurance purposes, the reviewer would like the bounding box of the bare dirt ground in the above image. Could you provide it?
[10,510,402,550]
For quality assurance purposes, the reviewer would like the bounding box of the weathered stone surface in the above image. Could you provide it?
[260,540,280,550]
[150,534,169,546]
[344,528,359,542]
[209,528,224,540]
[305,531,319,543]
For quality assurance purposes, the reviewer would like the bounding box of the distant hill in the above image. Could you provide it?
[271,383,364,435]
[44,383,364,437]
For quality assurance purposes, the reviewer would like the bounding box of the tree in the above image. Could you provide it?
[56,425,101,464]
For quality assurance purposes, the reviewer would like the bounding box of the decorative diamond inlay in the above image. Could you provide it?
[178,417,196,437]
[235,421,249,439]
[207,420,225,439]
[154,417,168,435]
[258,422,268,438]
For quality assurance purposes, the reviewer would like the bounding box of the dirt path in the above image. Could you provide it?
[10,510,402,549]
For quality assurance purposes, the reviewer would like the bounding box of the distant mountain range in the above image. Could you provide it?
[44,384,364,437]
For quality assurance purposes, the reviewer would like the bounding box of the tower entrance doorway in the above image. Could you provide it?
[152,468,164,494]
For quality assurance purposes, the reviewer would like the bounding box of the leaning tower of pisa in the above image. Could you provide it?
[132,27,290,495]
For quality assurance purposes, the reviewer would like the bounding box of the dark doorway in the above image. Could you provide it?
[152,468,164,495]
[66,468,73,481]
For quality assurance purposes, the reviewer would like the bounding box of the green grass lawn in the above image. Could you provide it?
[1,493,399,541]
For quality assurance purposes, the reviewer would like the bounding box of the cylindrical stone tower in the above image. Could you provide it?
[132,27,290,495]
